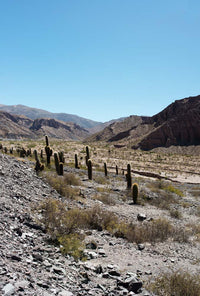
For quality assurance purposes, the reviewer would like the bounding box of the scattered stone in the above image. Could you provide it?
[86,242,97,249]
[32,253,43,262]
[10,254,22,262]
[2,283,15,295]
[138,244,145,251]
[83,250,98,259]
[137,213,147,221]
[98,249,106,257]
[108,270,121,277]
[118,276,143,293]
[52,266,66,276]
[58,290,74,296]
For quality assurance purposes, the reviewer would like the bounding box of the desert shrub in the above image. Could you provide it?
[58,234,86,261]
[94,175,109,184]
[147,181,183,197]
[37,199,83,238]
[146,270,200,296]
[37,199,190,261]
[195,206,200,217]
[36,199,87,260]
[41,172,79,199]
[93,192,116,205]
[164,184,184,197]
[147,180,165,192]
[84,205,118,231]
[187,223,200,242]
[141,189,176,210]
[189,188,200,199]
[126,218,173,244]
[63,173,80,186]
[170,208,182,219]
[37,200,118,235]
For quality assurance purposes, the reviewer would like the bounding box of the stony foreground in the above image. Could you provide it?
[0,153,152,296]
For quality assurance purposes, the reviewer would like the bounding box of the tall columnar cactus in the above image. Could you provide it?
[87,159,92,180]
[19,148,26,158]
[45,146,51,165]
[104,162,108,177]
[54,153,60,174]
[26,148,31,157]
[44,135,53,165]
[35,159,44,174]
[40,149,43,160]
[59,162,64,176]
[116,165,118,175]
[33,149,38,161]
[132,183,139,204]
[75,154,79,169]
[126,163,132,189]
[45,135,49,147]
[58,151,65,163]
[86,146,90,166]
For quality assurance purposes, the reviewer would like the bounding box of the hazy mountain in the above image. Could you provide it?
[0,111,35,139]
[0,111,89,140]
[30,118,89,140]
[87,95,200,150]
[87,115,148,142]
[0,104,102,129]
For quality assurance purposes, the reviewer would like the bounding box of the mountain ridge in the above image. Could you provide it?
[0,111,89,140]
[87,95,200,150]
[0,104,102,129]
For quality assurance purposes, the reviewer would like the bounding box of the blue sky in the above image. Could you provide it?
[0,0,200,122]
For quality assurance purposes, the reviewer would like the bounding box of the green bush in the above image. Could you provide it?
[58,234,86,261]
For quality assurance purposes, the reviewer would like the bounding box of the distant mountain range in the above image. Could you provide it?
[0,111,89,140]
[0,104,101,129]
[88,95,200,150]
[1,95,200,149]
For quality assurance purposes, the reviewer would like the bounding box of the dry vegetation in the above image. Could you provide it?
[146,270,200,296]
[1,138,200,295]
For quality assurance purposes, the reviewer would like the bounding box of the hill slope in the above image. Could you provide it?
[88,95,200,150]
[0,111,89,140]
[0,111,35,139]
[0,104,102,129]
[137,95,200,150]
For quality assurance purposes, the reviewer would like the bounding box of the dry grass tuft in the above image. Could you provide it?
[169,208,182,219]
[41,172,80,199]
[146,270,200,296]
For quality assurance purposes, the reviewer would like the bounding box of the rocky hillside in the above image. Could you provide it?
[0,104,102,129]
[0,111,89,140]
[138,95,200,150]
[30,118,89,140]
[87,115,148,143]
[0,153,152,296]
[0,111,35,139]
[1,151,200,295]
[88,95,200,150]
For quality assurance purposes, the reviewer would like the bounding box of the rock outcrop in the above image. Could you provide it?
[138,96,200,150]
[88,95,200,150]
[30,118,89,140]
[0,111,35,139]
[0,111,89,140]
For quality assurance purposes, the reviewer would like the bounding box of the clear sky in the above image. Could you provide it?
[0,0,200,122]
